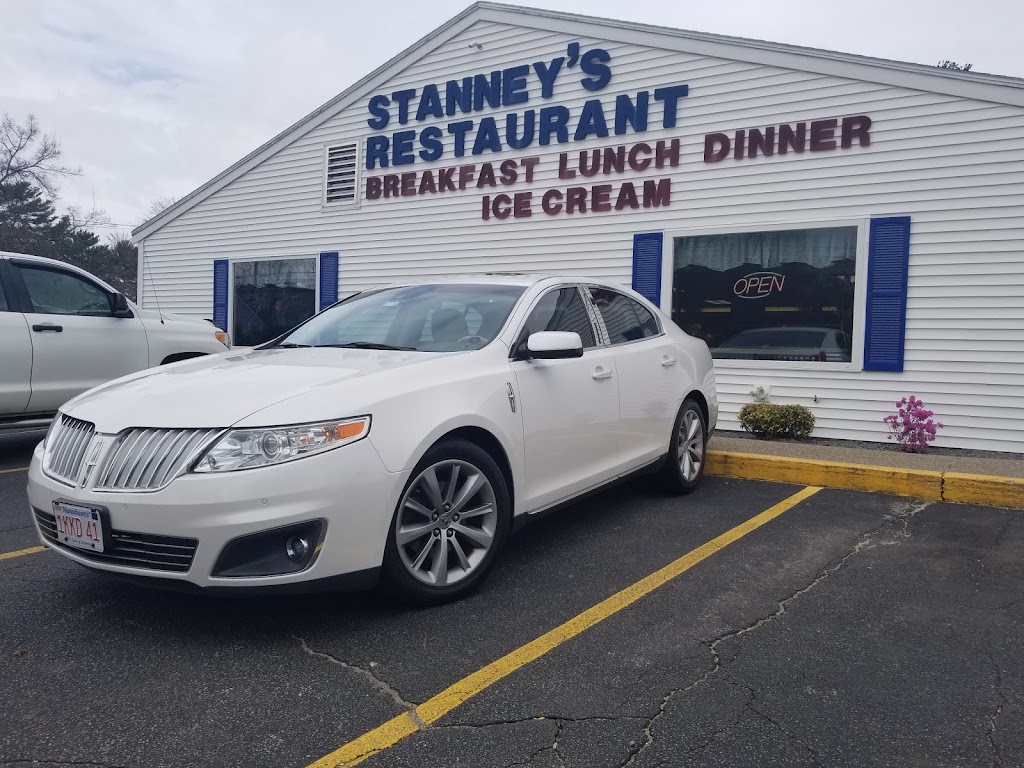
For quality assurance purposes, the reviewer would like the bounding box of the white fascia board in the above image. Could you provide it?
[136,239,145,309]
[478,4,1024,107]
[132,9,481,243]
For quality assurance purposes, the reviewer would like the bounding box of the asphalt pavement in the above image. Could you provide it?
[1,430,1021,767]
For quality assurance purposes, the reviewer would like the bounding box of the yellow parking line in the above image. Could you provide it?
[308,485,823,768]
[0,545,46,561]
[0,466,29,475]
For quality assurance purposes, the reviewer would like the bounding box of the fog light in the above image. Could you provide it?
[212,519,324,578]
[286,536,309,562]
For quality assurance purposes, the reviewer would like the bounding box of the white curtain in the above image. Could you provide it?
[674,227,857,271]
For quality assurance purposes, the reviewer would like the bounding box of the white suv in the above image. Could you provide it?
[0,251,230,428]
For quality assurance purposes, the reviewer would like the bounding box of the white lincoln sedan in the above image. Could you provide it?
[27,275,718,603]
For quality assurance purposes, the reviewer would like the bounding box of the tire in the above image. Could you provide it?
[382,439,511,605]
[658,398,708,494]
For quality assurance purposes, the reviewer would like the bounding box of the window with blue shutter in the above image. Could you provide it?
[212,259,228,332]
[319,252,339,311]
[631,232,664,307]
[863,216,912,372]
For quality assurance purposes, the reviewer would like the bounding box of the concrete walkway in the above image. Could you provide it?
[711,432,1024,479]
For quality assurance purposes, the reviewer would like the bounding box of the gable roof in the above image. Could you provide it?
[133,1,1024,242]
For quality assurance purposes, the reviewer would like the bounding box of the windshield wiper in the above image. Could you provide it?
[273,342,312,348]
[315,342,417,351]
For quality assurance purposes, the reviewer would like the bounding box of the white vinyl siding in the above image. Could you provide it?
[138,19,1024,452]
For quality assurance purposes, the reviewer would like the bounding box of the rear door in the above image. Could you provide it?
[10,260,150,413]
[586,286,683,469]
[0,258,32,416]
[510,285,622,512]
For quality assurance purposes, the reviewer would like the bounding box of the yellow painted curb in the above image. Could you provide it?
[943,472,1024,510]
[706,450,945,501]
[706,451,1024,510]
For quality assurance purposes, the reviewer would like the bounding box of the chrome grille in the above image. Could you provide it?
[34,508,197,573]
[96,427,221,491]
[42,415,96,486]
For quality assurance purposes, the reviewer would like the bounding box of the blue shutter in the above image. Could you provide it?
[319,251,339,311]
[212,259,228,332]
[863,216,911,372]
[631,232,663,306]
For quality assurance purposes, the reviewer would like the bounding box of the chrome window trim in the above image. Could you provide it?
[507,283,602,360]
[582,285,666,348]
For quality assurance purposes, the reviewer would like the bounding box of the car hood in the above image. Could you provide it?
[136,307,212,328]
[62,347,454,433]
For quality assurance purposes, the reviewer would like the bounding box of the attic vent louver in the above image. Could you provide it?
[324,143,359,204]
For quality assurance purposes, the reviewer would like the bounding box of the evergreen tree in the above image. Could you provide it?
[0,114,137,299]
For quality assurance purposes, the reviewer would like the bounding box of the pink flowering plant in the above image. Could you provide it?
[883,395,944,453]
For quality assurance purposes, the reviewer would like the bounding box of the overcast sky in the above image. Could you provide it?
[3,0,1021,236]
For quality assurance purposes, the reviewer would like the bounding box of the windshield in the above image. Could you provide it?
[276,283,526,352]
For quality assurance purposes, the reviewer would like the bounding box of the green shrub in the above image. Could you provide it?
[737,403,815,440]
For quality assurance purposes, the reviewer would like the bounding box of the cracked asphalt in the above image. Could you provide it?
[1,429,1022,768]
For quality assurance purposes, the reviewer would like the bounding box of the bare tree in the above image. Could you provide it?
[938,60,973,71]
[137,195,178,225]
[0,113,80,197]
[66,204,112,231]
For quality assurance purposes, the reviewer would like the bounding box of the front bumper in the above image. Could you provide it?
[27,438,408,591]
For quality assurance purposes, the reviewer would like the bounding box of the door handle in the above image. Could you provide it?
[32,323,63,333]
[661,355,677,367]
[592,366,613,380]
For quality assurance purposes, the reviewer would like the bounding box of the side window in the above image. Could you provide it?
[516,287,596,354]
[0,270,9,311]
[631,300,661,338]
[588,288,658,344]
[16,265,112,317]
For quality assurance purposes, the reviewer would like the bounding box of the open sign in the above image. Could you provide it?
[733,272,785,300]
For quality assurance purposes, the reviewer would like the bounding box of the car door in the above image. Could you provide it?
[0,259,32,417]
[586,286,683,470]
[11,260,150,414]
[510,285,622,512]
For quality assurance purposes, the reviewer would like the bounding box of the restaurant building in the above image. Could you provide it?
[132,3,1024,451]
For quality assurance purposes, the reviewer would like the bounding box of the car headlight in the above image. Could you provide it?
[192,416,370,473]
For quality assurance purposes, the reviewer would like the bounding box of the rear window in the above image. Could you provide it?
[588,288,660,344]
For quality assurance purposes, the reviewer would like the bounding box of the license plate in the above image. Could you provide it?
[52,502,105,553]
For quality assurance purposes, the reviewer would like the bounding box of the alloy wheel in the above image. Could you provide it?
[678,409,705,482]
[394,459,498,586]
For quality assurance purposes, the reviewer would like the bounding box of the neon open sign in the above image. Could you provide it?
[734,272,786,299]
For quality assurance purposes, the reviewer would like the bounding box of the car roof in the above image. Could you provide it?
[0,251,82,269]
[386,273,630,290]
[0,251,121,295]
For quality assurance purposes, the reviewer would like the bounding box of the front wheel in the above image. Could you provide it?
[382,439,510,605]
[658,399,707,494]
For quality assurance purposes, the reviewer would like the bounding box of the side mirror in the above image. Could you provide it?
[526,331,584,360]
[111,292,133,318]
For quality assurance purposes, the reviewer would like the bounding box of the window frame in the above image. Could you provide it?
[11,261,117,318]
[582,285,665,348]
[0,258,16,312]
[663,217,870,373]
[228,254,320,347]
[509,284,601,360]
